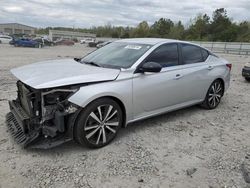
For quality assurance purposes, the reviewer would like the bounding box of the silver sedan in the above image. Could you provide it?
[8,38,231,148]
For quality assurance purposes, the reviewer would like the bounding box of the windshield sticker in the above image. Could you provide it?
[125,45,142,50]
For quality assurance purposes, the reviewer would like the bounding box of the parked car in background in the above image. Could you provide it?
[34,38,55,46]
[0,35,12,44]
[7,38,231,149]
[242,62,250,82]
[55,39,74,46]
[14,38,42,48]
[96,41,112,48]
[9,38,17,45]
[88,41,104,48]
[81,38,95,44]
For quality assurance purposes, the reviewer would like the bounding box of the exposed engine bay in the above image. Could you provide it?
[6,81,80,149]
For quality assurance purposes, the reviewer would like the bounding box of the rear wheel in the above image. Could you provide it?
[201,79,224,109]
[74,98,123,148]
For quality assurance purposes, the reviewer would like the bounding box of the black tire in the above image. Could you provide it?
[74,98,123,148]
[245,77,250,82]
[200,79,224,109]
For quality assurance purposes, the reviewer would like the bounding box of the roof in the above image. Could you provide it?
[0,23,36,29]
[116,38,181,45]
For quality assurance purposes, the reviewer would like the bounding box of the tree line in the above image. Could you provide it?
[37,8,250,42]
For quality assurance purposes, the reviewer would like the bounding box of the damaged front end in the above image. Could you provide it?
[6,81,80,149]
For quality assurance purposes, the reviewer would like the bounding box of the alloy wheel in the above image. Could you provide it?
[84,104,120,145]
[208,81,223,108]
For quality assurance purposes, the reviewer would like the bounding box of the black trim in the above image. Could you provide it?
[178,43,184,65]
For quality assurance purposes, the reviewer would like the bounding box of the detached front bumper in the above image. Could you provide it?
[6,100,72,149]
[242,67,250,78]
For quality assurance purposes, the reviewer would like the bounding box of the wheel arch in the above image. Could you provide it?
[103,96,127,128]
[67,95,128,142]
[214,77,225,96]
[70,93,128,127]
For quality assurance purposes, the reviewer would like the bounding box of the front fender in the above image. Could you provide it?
[68,79,133,122]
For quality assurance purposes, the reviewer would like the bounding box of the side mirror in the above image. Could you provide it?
[74,57,81,62]
[138,62,162,73]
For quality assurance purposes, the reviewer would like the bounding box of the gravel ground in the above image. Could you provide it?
[0,43,250,188]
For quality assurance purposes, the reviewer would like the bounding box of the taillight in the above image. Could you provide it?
[226,64,232,71]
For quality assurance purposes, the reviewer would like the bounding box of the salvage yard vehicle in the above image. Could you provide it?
[34,38,55,46]
[6,38,231,149]
[0,35,12,44]
[14,38,42,48]
[242,62,250,82]
[81,38,95,44]
[96,41,112,48]
[55,39,74,46]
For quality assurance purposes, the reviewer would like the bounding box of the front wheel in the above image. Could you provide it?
[200,79,224,109]
[74,98,123,148]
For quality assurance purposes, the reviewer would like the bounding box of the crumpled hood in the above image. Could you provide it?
[11,59,120,89]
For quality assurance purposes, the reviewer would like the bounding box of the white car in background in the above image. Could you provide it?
[0,35,12,44]
[80,38,95,44]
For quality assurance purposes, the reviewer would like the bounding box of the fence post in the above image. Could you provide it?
[239,43,242,55]
[211,42,214,51]
[224,42,227,53]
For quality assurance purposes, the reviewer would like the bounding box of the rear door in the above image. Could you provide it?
[177,43,213,101]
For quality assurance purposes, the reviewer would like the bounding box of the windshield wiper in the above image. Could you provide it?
[83,61,101,67]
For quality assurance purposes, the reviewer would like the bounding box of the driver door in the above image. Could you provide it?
[132,43,186,120]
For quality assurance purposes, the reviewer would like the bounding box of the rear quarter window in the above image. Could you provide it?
[201,49,209,61]
[182,44,203,64]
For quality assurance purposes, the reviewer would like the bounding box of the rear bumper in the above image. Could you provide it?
[242,67,250,78]
[6,100,72,149]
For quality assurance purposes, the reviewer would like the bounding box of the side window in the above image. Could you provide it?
[182,44,203,64]
[146,43,179,67]
[201,49,209,61]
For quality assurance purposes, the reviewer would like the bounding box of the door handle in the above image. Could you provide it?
[208,65,214,70]
[174,74,183,80]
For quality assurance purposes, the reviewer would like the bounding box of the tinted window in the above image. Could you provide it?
[182,44,203,64]
[201,49,209,60]
[146,44,179,67]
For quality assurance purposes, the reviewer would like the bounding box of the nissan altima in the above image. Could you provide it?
[6,38,231,149]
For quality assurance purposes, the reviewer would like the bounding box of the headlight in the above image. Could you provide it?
[42,89,78,106]
[44,92,71,105]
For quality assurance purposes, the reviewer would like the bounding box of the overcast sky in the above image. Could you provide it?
[0,0,249,28]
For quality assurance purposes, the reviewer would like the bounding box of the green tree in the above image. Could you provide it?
[184,14,210,40]
[236,21,250,42]
[210,8,236,41]
[132,21,150,37]
[169,21,184,39]
[150,18,174,37]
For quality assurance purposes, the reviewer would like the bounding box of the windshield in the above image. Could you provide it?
[81,42,152,68]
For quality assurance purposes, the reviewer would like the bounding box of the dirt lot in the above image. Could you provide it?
[0,43,250,188]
